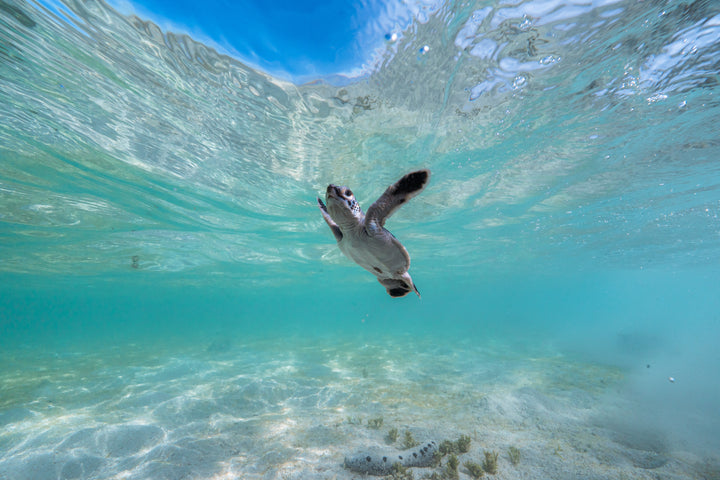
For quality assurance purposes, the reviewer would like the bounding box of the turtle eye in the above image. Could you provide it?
[345,189,353,197]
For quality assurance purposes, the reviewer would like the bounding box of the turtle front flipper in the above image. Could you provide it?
[365,169,430,228]
[318,197,343,242]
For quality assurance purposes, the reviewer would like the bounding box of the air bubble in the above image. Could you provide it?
[512,75,527,89]
[518,16,532,31]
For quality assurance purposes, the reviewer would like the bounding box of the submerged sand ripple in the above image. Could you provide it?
[0,335,716,479]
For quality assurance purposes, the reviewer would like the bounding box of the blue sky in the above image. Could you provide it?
[102,0,437,82]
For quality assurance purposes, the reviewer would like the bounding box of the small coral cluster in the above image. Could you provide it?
[368,417,384,429]
[403,430,420,449]
[346,418,520,480]
[438,435,472,455]
[382,431,520,480]
[482,451,499,474]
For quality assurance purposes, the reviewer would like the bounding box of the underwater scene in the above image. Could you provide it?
[2,0,720,478]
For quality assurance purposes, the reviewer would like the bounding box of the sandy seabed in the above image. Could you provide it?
[1,334,717,480]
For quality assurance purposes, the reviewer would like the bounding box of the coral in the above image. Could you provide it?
[422,473,443,480]
[438,440,455,455]
[368,417,384,429]
[456,435,471,453]
[464,461,484,479]
[403,430,419,449]
[508,446,521,466]
[387,427,399,443]
[438,435,470,455]
[444,454,459,480]
[482,451,499,474]
[389,462,414,480]
[346,416,362,425]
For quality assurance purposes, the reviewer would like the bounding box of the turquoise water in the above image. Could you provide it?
[2,0,720,478]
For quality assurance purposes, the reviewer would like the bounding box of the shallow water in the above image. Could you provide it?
[2,0,720,478]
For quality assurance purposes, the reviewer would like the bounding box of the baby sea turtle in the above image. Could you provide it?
[317,169,430,298]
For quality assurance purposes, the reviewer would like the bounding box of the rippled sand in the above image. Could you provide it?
[0,334,716,479]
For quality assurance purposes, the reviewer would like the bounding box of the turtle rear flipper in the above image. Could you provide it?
[378,277,420,298]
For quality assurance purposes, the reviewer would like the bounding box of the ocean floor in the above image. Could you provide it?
[0,333,717,480]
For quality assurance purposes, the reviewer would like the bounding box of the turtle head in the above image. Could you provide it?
[325,184,363,228]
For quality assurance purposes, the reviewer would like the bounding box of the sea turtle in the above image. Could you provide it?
[317,169,430,298]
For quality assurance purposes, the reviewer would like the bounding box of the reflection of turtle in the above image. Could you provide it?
[317,170,430,298]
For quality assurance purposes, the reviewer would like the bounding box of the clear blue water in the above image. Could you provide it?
[2,0,720,478]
